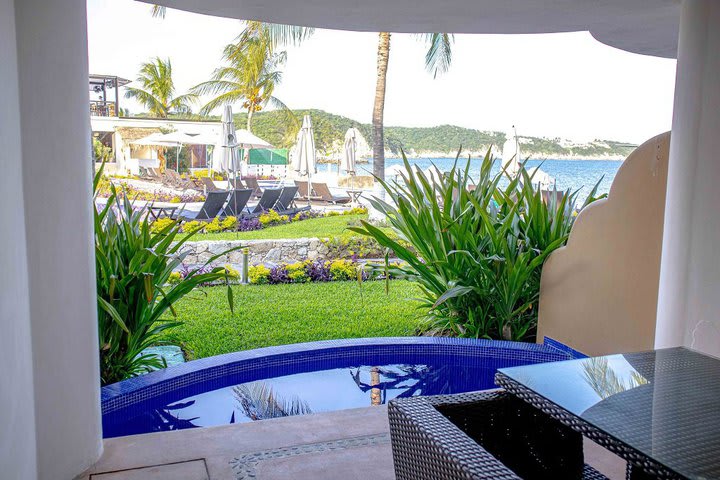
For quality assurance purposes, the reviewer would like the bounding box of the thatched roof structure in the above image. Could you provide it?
[116,126,162,143]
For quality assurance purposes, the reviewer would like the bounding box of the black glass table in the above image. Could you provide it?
[495,347,720,480]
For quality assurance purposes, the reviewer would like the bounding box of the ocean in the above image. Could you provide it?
[342,157,622,204]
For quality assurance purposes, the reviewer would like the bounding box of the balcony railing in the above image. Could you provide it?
[90,100,117,117]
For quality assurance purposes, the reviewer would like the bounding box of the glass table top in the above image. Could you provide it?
[497,347,720,480]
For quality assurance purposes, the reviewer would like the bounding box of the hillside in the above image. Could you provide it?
[162,109,637,160]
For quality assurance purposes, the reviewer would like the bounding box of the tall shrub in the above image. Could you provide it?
[94,167,240,385]
[350,151,604,341]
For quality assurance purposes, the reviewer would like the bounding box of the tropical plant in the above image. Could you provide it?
[94,164,239,385]
[92,137,113,163]
[124,57,196,118]
[192,24,301,133]
[350,150,605,341]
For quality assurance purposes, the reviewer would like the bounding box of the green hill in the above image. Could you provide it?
[158,109,637,159]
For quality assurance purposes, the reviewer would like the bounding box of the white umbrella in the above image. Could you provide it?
[131,132,180,147]
[156,132,201,171]
[342,127,360,202]
[293,115,316,205]
[341,127,359,175]
[221,105,239,179]
[131,133,182,172]
[234,129,272,149]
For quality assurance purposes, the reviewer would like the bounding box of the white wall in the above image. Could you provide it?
[656,0,720,355]
[14,0,103,478]
[0,0,38,478]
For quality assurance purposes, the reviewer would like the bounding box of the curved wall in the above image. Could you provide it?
[537,132,670,356]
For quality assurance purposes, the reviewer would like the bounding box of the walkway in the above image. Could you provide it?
[79,406,625,479]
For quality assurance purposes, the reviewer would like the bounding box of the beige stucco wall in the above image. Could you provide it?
[536,132,670,356]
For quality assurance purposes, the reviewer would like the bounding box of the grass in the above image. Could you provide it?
[192,214,368,241]
[163,280,423,359]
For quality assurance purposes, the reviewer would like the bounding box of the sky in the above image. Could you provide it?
[87,0,678,144]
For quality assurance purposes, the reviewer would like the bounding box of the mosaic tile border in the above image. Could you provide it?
[229,433,391,480]
[101,337,584,419]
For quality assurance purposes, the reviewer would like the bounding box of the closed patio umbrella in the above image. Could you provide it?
[292,114,316,205]
[342,127,360,204]
[222,105,240,179]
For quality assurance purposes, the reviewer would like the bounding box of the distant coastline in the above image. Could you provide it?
[383,151,627,162]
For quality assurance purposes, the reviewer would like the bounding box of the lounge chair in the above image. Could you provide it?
[144,168,161,181]
[274,186,310,216]
[244,177,263,198]
[294,180,322,202]
[222,189,253,217]
[200,176,221,193]
[312,182,351,204]
[229,178,246,189]
[177,190,229,221]
[245,188,282,217]
[164,169,196,190]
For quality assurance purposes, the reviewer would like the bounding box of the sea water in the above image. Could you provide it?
[348,157,622,205]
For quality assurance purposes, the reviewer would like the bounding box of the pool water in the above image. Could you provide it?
[106,362,497,437]
[102,338,583,438]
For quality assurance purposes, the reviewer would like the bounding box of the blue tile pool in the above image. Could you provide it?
[101,337,583,438]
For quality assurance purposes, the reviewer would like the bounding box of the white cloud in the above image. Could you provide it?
[88,0,677,144]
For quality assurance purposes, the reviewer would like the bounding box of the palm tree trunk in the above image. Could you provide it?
[246,106,254,132]
[372,32,391,182]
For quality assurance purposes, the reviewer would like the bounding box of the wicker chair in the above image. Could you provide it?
[388,391,609,480]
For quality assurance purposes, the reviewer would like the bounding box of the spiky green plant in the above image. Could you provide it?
[350,150,604,341]
[94,166,240,385]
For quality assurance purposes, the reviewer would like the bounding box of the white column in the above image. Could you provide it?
[14,0,103,478]
[0,0,38,478]
[655,0,720,355]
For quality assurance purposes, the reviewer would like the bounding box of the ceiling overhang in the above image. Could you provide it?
[142,0,680,59]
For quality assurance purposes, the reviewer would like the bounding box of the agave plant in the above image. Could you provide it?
[350,150,604,341]
[94,166,241,385]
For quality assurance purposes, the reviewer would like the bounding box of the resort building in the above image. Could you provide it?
[91,116,222,174]
[2,0,719,479]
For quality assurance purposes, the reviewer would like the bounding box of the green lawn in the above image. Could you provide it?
[164,280,423,359]
[192,214,368,241]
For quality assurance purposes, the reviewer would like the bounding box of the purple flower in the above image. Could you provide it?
[306,260,331,282]
[268,265,290,284]
[238,216,262,231]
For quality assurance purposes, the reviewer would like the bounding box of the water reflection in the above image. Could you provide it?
[581,357,648,400]
[105,362,499,437]
[233,383,313,420]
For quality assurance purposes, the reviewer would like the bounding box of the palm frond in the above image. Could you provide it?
[419,33,454,78]
[151,5,166,18]
[262,23,315,47]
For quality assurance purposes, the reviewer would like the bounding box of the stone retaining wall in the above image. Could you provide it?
[181,238,329,266]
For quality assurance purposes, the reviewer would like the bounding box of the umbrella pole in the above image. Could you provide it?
[351,174,355,207]
[308,172,312,208]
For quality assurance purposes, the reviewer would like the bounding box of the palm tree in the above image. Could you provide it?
[192,27,293,132]
[124,57,196,118]
[373,33,453,181]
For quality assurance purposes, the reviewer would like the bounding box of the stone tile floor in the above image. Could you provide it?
[79,405,626,480]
